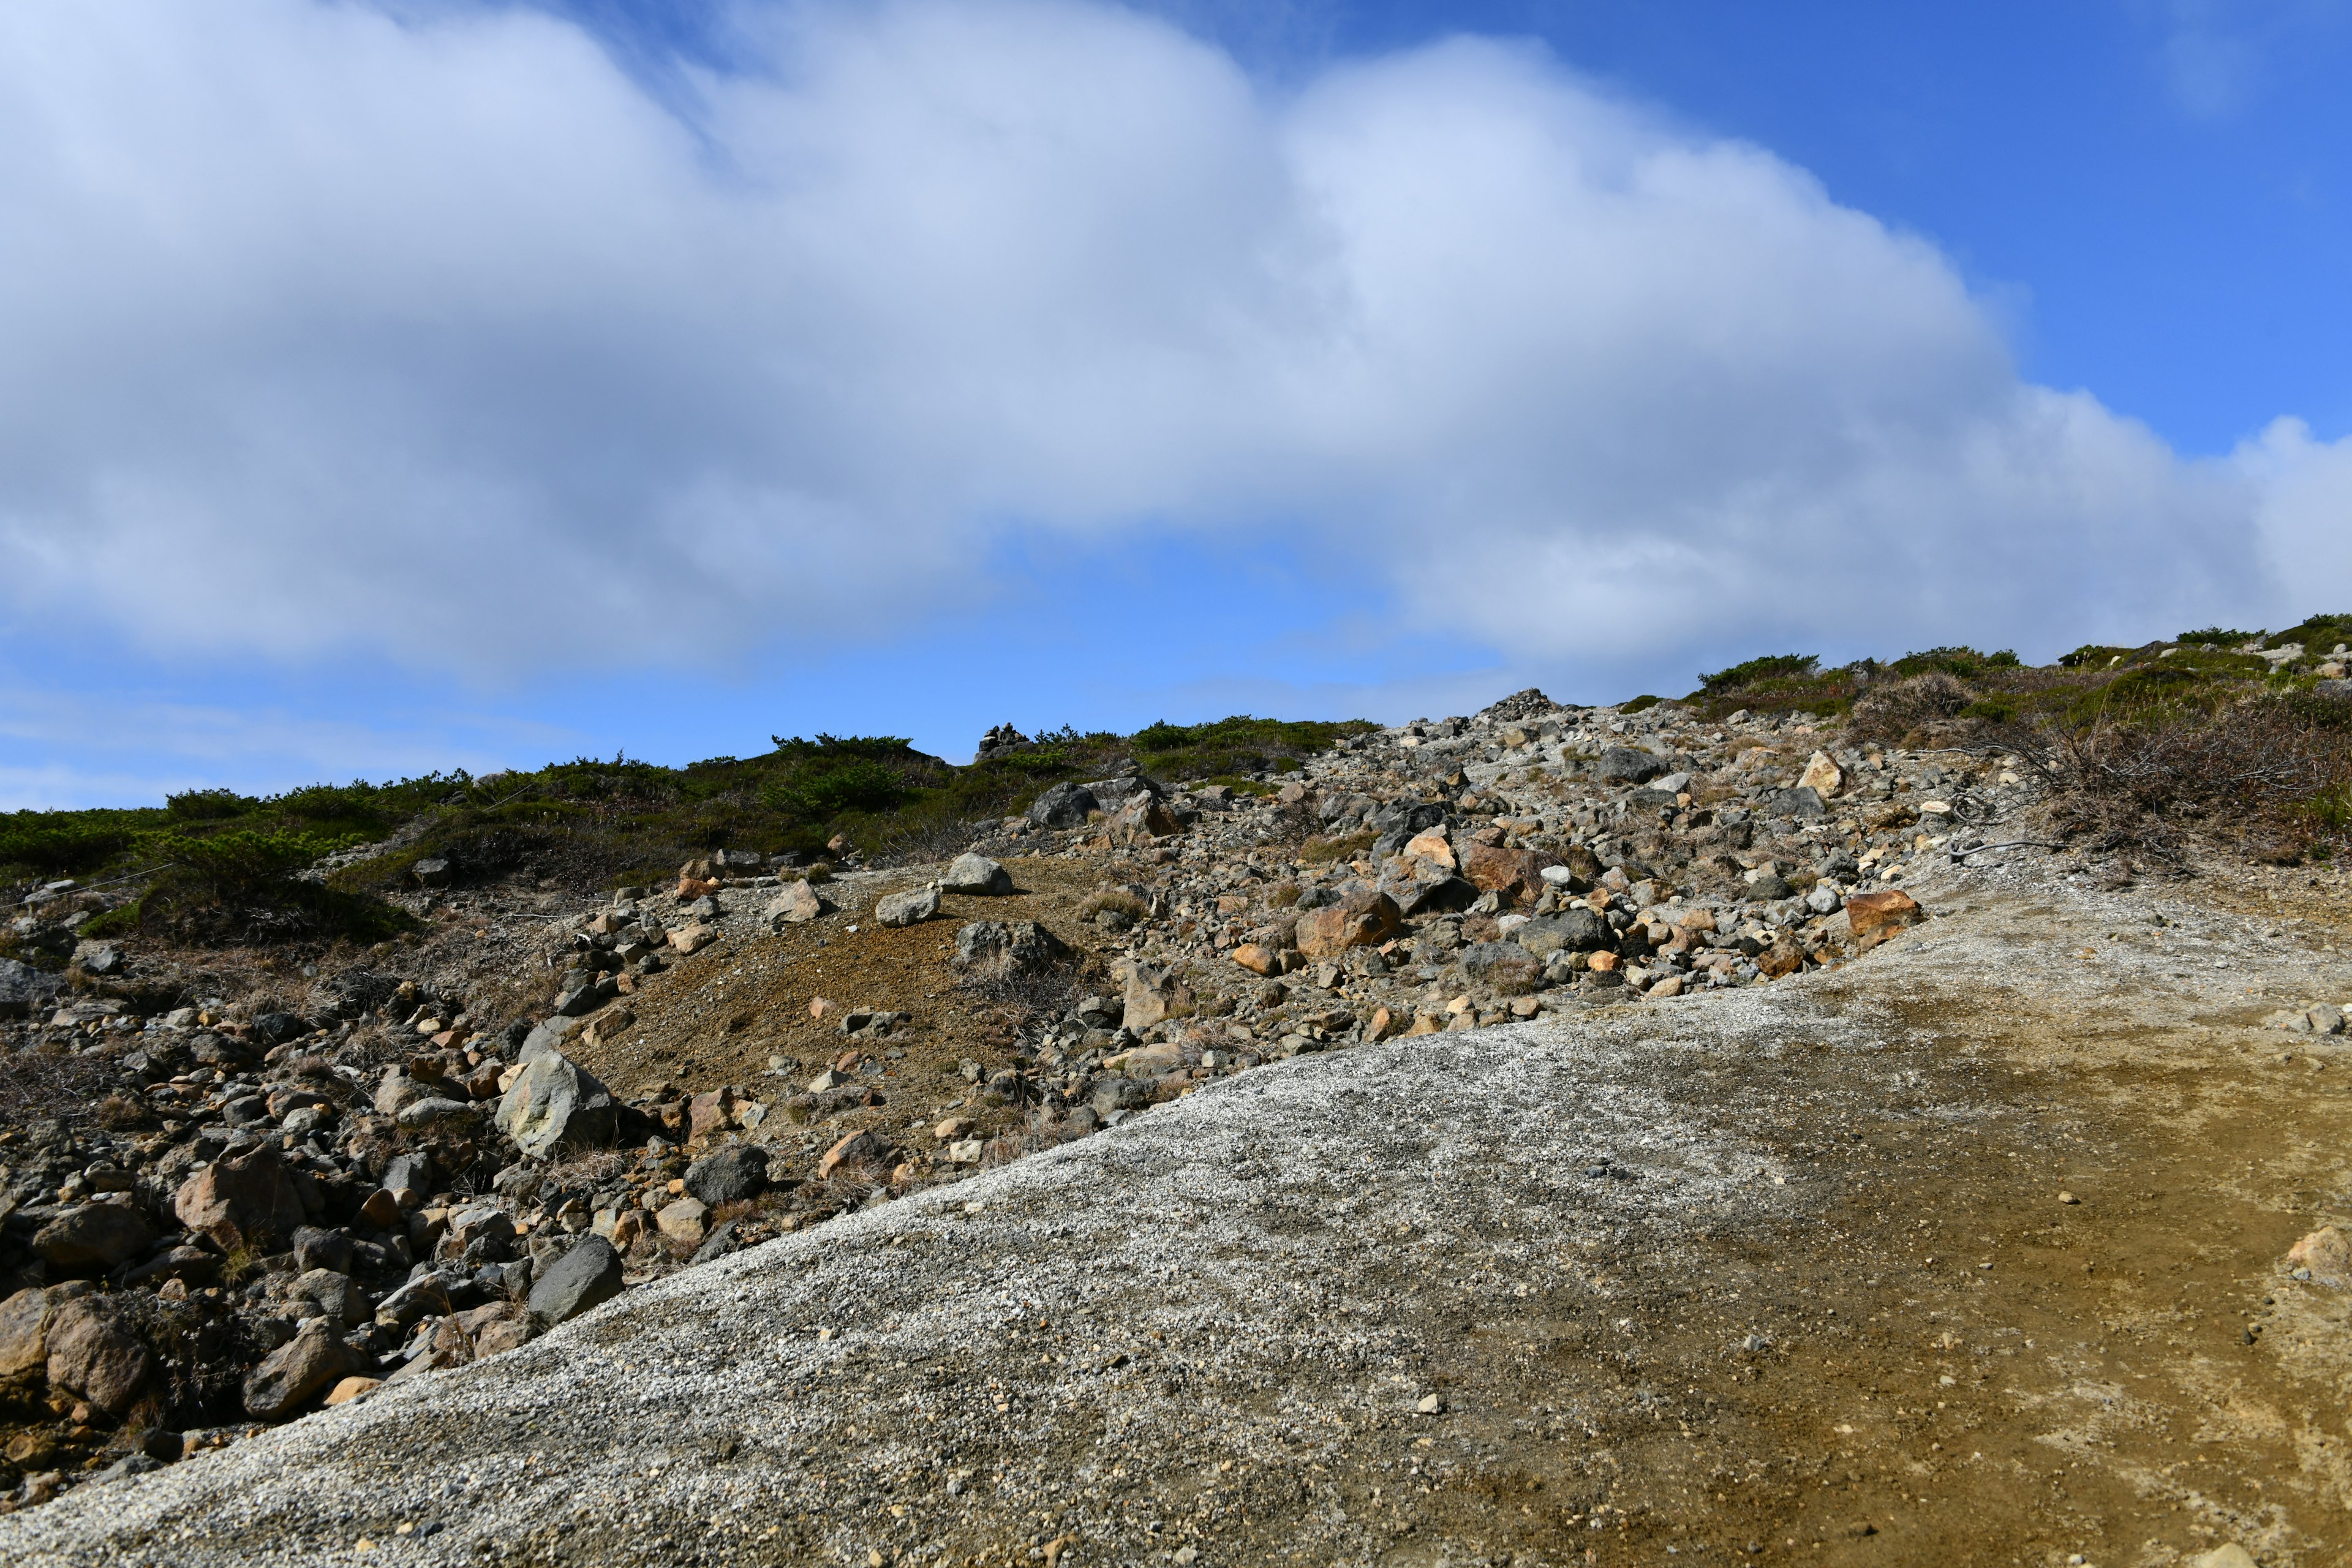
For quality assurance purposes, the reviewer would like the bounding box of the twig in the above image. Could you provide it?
[1948,840,2060,860]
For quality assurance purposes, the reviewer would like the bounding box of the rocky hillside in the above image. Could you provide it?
[0,635,2348,1560]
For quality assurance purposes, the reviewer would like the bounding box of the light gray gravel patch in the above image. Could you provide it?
[0,974,1896,1568]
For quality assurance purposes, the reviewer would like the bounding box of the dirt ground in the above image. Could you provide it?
[7,848,2352,1567]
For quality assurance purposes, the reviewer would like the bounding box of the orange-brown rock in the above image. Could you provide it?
[1295,890,1401,958]
[1231,943,1280,976]
[1845,889,1926,948]
[1461,843,1548,902]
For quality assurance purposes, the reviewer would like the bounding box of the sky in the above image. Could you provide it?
[1,0,2348,807]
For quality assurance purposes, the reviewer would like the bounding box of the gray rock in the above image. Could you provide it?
[1461,943,1542,995]
[1596,747,1664,785]
[495,1051,619,1159]
[0,957,64,1021]
[1086,776,1165,809]
[45,1298,150,1415]
[684,1146,769,1206]
[412,858,453,888]
[1761,786,1826,820]
[394,1096,479,1133]
[951,920,1072,978]
[1026,782,1101,829]
[1804,882,1844,915]
[528,1237,624,1327]
[70,941,123,977]
[32,1204,155,1272]
[1091,1078,1151,1115]
[1749,873,1795,902]
[940,854,1014,895]
[293,1268,369,1327]
[874,886,941,928]
[1512,909,1611,957]
[2313,679,2352,701]
[290,1226,353,1275]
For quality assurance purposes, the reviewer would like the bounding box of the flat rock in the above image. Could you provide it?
[940,854,1014,895]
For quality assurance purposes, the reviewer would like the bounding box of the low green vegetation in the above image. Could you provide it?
[1,715,1378,941]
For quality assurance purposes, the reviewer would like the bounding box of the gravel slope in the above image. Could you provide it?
[5,864,2350,1567]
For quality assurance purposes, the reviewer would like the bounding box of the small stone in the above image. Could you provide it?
[1844,888,1925,948]
[668,923,720,955]
[496,1048,619,1159]
[1798,751,1843,796]
[2190,1547,2258,1568]
[1231,943,1280,976]
[766,881,830,925]
[818,1129,890,1179]
[874,887,941,928]
[1415,1393,1444,1414]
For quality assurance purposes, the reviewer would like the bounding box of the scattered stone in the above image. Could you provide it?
[940,854,1014,895]
[685,1145,770,1206]
[875,887,941,928]
[528,1237,625,1327]
[32,1204,156,1272]
[243,1321,363,1420]
[496,1049,619,1158]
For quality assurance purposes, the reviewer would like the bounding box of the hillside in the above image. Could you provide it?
[0,624,2348,1562]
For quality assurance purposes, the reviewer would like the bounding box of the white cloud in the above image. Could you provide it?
[0,0,2340,687]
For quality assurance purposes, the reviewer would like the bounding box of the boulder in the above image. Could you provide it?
[1119,961,1197,1031]
[529,1241,625,1325]
[1401,831,1456,870]
[293,1268,369,1327]
[1512,909,1611,957]
[175,1144,307,1251]
[395,1096,480,1133]
[1379,859,1479,919]
[1230,943,1280,976]
[0,957,66,1020]
[1845,889,1926,948]
[1461,845,1548,902]
[684,1145,769,1206]
[32,1202,156,1272]
[668,923,720,955]
[1026,782,1100,828]
[70,940,123,976]
[1461,943,1542,995]
[656,1197,710,1243]
[1102,793,1179,845]
[46,1298,149,1415]
[874,886,941,928]
[1797,752,1843,796]
[817,1129,890,1180]
[496,1049,619,1158]
[950,920,1071,978]
[1596,747,1665,784]
[2286,1225,2352,1286]
[243,1320,362,1419]
[1294,889,1401,958]
[765,880,832,925]
[1762,786,1826,820]
[0,1286,62,1378]
[940,853,1014,895]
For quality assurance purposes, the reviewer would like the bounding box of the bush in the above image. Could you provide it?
[1697,654,1816,696]
[1847,672,1973,744]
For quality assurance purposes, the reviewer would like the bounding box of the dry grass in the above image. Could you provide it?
[0,1043,115,1127]
[1846,672,1973,746]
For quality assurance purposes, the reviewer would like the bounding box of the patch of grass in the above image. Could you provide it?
[1299,830,1376,865]
[1697,654,1815,695]
[1619,695,1663,714]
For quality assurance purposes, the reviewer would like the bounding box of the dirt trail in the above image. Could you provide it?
[4,854,2350,1568]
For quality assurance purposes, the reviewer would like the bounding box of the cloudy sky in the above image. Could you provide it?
[2,0,2348,805]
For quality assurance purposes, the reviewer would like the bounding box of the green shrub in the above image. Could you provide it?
[1697,654,1815,695]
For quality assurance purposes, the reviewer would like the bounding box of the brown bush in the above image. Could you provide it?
[1847,671,1974,745]
[2019,694,2352,863]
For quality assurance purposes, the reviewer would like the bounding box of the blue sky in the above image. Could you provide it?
[2,0,2348,807]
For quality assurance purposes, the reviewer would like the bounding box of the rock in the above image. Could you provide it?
[766,880,832,925]
[668,923,720,955]
[1401,831,1456,870]
[1461,942,1542,995]
[528,1237,624,1327]
[688,1089,736,1142]
[0,957,66,1020]
[1762,786,1826,820]
[373,1274,453,1331]
[685,1145,769,1206]
[1845,889,1926,948]
[293,1268,368,1327]
[1797,752,1843,796]
[396,1096,480,1133]
[1461,844,1547,902]
[243,1320,362,1420]
[1596,747,1665,785]
[1026,782,1101,829]
[1748,873,1795,901]
[0,1287,62,1378]
[356,1189,404,1230]
[818,1129,890,1179]
[496,1049,619,1158]
[940,853,1014,895]
[1119,962,1197,1030]
[1294,889,1401,958]
[2315,679,2352,701]
[1513,909,1610,957]
[2308,1004,2346,1036]
[2190,1548,2258,1568]
[1804,881,1844,915]
[1231,943,1280,976]
[413,857,453,888]
[175,1144,308,1251]
[32,1202,156,1272]
[2286,1225,2352,1286]
[46,1298,150,1415]
[70,940,123,976]
[656,1197,710,1243]
[951,920,1072,978]
[1102,793,1180,845]
[323,1376,381,1406]
[875,886,941,928]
